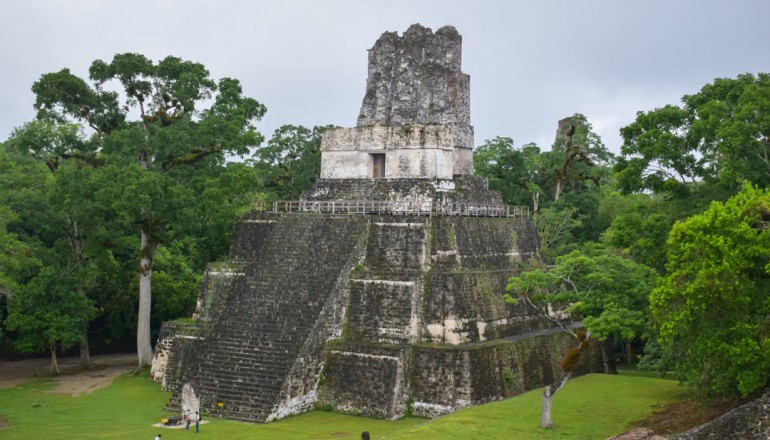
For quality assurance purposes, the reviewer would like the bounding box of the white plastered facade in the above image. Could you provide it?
[320,124,473,179]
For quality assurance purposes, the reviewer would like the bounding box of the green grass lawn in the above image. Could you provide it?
[616,364,677,380]
[388,374,688,440]
[0,372,688,439]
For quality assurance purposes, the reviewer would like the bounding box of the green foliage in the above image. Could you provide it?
[0,142,54,243]
[603,205,670,273]
[651,183,770,398]
[472,136,536,206]
[4,266,96,355]
[543,114,614,200]
[0,206,39,302]
[616,72,770,194]
[405,397,415,417]
[0,205,40,342]
[474,115,614,260]
[184,162,265,266]
[507,244,658,342]
[503,368,514,384]
[474,115,613,212]
[533,206,582,261]
[22,53,267,363]
[150,242,203,324]
[253,124,332,200]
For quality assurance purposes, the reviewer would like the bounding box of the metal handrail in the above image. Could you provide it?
[255,200,529,218]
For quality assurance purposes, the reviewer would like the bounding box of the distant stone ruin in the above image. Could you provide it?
[151,23,604,423]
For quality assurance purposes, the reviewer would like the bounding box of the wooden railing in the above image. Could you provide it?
[256,200,529,218]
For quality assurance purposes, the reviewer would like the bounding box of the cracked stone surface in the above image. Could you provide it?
[357,23,470,127]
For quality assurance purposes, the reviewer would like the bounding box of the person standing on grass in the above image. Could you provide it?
[184,409,190,430]
[194,411,200,433]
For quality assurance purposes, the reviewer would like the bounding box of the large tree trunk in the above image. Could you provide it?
[49,343,60,375]
[626,339,634,365]
[136,226,156,366]
[532,191,540,213]
[602,338,618,374]
[79,328,93,369]
[553,178,564,202]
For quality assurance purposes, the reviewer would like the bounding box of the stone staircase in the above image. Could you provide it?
[165,213,369,422]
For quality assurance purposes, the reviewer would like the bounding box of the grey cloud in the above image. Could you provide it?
[1,0,768,154]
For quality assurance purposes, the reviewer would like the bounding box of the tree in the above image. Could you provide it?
[506,244,658,427]
[473,136,538,207]
[546,115,612,203]
[253,124,331,200]
[30,53,266,366]
[533,206,582,258]
[603,204,670,273]
[616,73,770,195]
[0,142,50,351]
[473,115,613,262]
[187,162,265,267]
[5,267,95,374]
[651,183,770,398]
[473,115,612,214]
[7,120,135,367]
[0,206,39,317]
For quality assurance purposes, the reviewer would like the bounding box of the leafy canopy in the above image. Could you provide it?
[651,183,770,397]
[616,72,770,195]
[507,244,658,342]
[26,53,267,365]
[253,125,332,200]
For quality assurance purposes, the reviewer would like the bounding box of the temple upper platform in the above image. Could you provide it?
[319,24,474,181]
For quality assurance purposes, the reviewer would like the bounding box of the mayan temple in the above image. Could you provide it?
[151,23,604,423]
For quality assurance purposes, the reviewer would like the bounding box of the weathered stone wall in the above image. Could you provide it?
[346,216,429,345]
[303,175,503,206]
[320,23,474,180]
[318,332,605,420]
[414,333,603,418]
[315,212,603,420]
[322,124,467,151]
[320,147,454,180]
[422,216,544,344]
[151,321,203,389]
[319,345,408,419]
[320,125,465,180]
[357,24,469,127]
[672,389,770,439]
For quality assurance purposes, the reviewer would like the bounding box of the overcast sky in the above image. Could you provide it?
[2,0,769,154]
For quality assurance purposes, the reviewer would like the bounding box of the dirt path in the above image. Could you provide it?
[0,354,137,396]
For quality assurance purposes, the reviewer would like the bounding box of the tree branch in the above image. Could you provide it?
[161,146,223,172]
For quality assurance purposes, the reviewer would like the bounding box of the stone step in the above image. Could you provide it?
[207,337,307,350]
[195,376,283,389]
